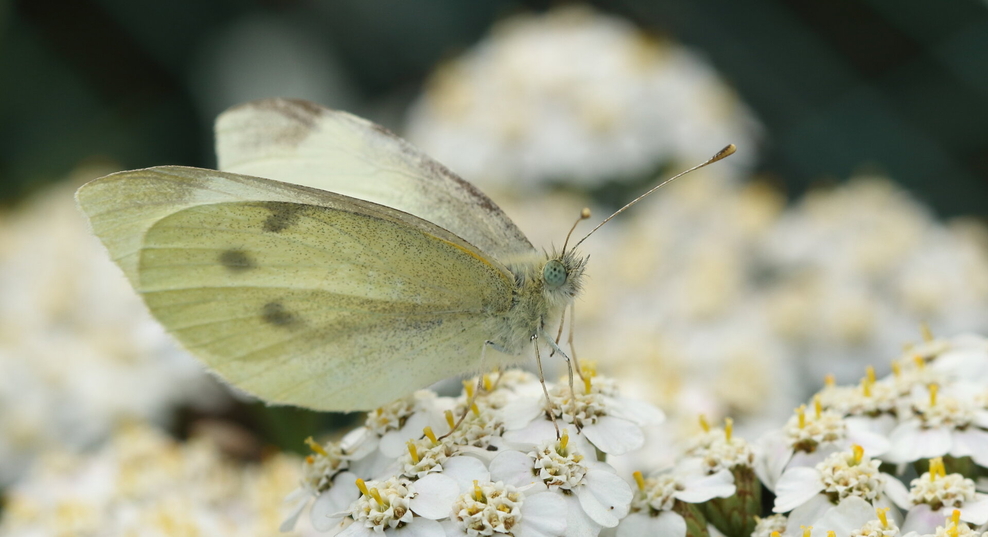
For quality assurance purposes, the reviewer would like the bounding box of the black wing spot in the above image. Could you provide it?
[260,202,304,233]
[262,302,299,327]
[218,249,255,272]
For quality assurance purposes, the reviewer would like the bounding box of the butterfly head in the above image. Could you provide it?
[541,248,586,305]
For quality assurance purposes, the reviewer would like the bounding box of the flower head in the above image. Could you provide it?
[443,480,567,536]
[900,458,988,535]
[490,430,633,534]
[503,372,664,455]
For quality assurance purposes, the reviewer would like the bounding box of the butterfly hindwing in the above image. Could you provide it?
[77,167,520,410]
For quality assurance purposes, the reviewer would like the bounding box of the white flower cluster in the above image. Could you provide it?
[0,422,315,536]
[0,170,228,486]
[759,333,988,537]
[3,333,986,537]
[405,5,760,190]
[281,333,988,537]
[282,368,664,537]
[513,175,988,444]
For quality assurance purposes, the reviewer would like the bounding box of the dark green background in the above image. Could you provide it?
[2,0,987,217]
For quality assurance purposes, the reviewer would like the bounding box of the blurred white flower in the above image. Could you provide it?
[884,383,988,466]
[0,423,316,536]
[756,402,890,490]
[900,457,988,534]
[0,169,227,485]
[773,447,909,537]
[405,5,760,190]
[616,458,736,537]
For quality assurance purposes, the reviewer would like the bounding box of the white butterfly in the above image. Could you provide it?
[77,98,733,413]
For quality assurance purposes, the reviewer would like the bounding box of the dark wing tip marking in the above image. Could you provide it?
[219,249,255,272]
[261,301,299,328]
[260,202,304,233]
[242,98,324,129]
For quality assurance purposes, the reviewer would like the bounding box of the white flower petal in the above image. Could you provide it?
[341,426,379,460]
[584,468,633,522]
[567,427,598,458]
[380,412,431,458]
[885,421,926,463]
[960,495,988,525]
[518,491,568,537]
[503,418,558,450]
[391,518,446,537]
[338,523,374,537]
[754,430,795,491]
[502,396,546,430]
[582,416,643,455]
[901,504,942,535]
[440,456,490,493]
[440,519,462,537]
[311,472,360,531]
[617,511,686,537]
[805,496,876,537]
[489,450,538,489]
[605,395,665,425]
[887,421,953,463]
[564,492,603,537]
[914,427,954,459]
[846,414,897,437]
[788,447,837,472]
[410,473,460,520]
[351,449,395,479]
[951,428,988,467]
[875,496,904,526]
[677,469,736,504]
[883,473,911,509]
[973,410,988,429]
[846,427,891,457]
[279,493,309,532]
[576,478,621,528]
[784,494,834,536]
[773,467,824,513]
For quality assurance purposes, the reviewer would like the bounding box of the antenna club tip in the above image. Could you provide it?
[714,144,737,161]
[581,207,591,219]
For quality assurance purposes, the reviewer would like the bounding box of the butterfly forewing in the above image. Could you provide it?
[216,98,535,261]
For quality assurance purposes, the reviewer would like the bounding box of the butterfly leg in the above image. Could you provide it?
[541,328,576,400]
[567,303,586,383]
[532,333,561,439]
[490,367,505,390]
[439,340,502,440]
[549,306,584,384]
[551,307,566,355]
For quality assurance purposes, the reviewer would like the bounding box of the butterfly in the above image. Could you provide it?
[77,98,733,412]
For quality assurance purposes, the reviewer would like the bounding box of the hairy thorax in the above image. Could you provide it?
[489,249,586,356]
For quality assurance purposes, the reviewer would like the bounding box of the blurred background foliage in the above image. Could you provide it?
[2,0,988,216]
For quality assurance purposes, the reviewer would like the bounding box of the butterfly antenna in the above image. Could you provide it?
[561,208,592,255]
[571,144,736,250]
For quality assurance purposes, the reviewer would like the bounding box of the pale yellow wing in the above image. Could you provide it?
[215,98,535,261]
[77,166,520,411]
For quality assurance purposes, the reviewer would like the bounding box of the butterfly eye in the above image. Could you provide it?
[543,260,567,288]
